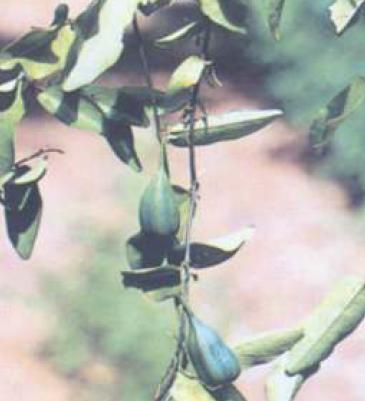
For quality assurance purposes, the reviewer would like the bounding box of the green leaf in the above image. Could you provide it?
[198,0,247,34]
[13,158,48,185]
[329,0,365,34]
[121,265,181,292]
[103,120,142,172]
[82,85,150,127]
[139,0,171,15]
[168,226,254,269]
[309,77,365,152]
[267,0,286,40]
[126,231,175,269]
[156,22,204,48]
[62,0,138,91]
[0,121,15,177]
[168,109,283,147]
[4,182,42,260]
[266,354,309,401]
[286,275,365,375]
[234,326,304,369]
[172,185,191,242]
[167,56,208,95]
[0,23,75,81]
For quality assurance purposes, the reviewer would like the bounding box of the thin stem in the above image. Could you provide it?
[133,15,162,143]
[15,148,64,166]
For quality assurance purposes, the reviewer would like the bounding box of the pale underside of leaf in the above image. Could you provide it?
[156,21,203,47]
[234,326,304,368]
[329,0,365,34]
[199,0,247,34]
[286,275,365,375]
[168,109,283,146]
[167,55,207,95]
[62,0,138,91]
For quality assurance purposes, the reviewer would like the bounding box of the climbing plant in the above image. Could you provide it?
[0,1,364,401]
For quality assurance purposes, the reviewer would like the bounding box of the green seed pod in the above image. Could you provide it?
[187,313,242,388]
[139,148,180,237]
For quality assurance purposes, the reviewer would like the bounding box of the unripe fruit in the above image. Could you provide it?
[186,313,241,387]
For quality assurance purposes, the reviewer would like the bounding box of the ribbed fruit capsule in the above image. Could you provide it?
[186,313,242,387]
[139,153,180,237]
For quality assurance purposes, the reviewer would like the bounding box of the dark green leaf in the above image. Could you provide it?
[168,226,254,268]
[198,0,247,34]
[234,326,304,368]
[309,77,365,152]
[168,109,283,147]
[329,0,365,34]
[103,121,142,172]
[139,0,171,15]
[286,276,365,375]
[121,265,181,292]
[4,182,42,260]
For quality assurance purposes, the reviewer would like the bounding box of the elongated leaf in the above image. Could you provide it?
[309,77,365,152]
[172,185,191,242]
[167,56,208,95]
[122,265,181,292]
[234,326,304,369]
[156,22,203,47]
[62,0,138,91]
[13,159,48,185]
[103,120,142,172]
[139,0,171,15]
[0,121,15,177]
[4,182,42,259]
[168,109,283,147]
[286,276,365,375]
[168,226,254,268]
[267,0,286,40]
[266,354,308,401]
[199,0,247,34]
[329,0,365,34]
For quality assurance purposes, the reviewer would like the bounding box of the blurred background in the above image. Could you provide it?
[0,1,364,400]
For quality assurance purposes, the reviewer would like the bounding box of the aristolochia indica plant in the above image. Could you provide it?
[0,1,364,401]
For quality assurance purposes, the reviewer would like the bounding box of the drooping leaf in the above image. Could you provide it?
[198,0,247,34]
[0,121,15,177]
[167,56,208,95]
[126,231,175,269]
[168,226,255,268]
[139,0,171,15]
[37,86,142,171]
[13,158,48,185]
[103,120,142,172]
[156,22,204,48]
[168,109,283,147]
[309,77,365,152]
[62,0,138,91]
[51,3,70,26]
[82,85,150,127]
[329,0,365,34]
[266,354,310,401]
[171,373,248,401]
[0,22,75,81]
[4,182,42,259]
[234,326,304,369]
[172,185,191,242]
[285,276,365,376]
[267,0,286,40]
[121,265,181,292]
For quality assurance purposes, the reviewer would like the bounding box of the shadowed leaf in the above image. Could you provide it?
[139,0,171,15]
[267,0,286,40]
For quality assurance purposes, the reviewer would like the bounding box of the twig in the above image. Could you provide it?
[133,15,162,143]
[15,148,64,166]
